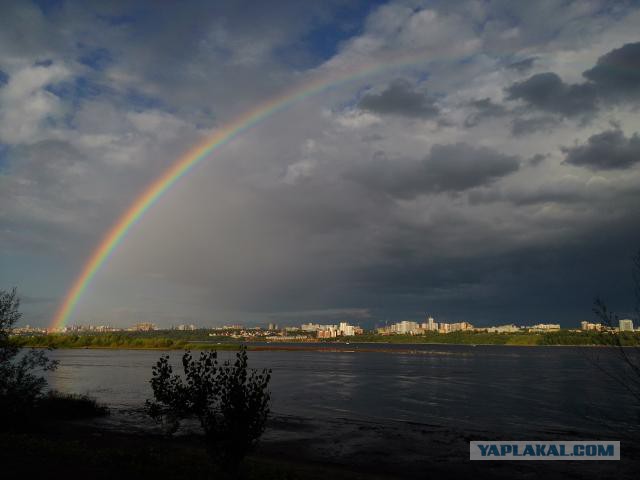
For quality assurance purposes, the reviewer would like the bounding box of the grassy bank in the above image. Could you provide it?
[36,391,109,419]
[2,390,108,432]
[12,333,244,350]
[11,330,640,350]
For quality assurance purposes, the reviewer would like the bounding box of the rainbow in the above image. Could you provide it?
[50,53,436,330]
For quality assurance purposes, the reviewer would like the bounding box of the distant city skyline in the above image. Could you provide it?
[14,317,637,336]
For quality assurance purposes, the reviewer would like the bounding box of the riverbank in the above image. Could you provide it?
[14,340,640,354]
[12,330,640,350]
[4,412,638,480]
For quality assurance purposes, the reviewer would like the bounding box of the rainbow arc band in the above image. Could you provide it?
[50,52,434,330]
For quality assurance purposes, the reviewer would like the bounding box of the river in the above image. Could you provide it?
[44,343,639,436]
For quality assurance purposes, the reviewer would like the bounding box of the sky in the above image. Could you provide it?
[1,0,640,329]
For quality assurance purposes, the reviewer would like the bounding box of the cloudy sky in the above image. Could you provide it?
[2,0,640,328]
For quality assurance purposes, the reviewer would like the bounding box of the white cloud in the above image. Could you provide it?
[0,63,70,144]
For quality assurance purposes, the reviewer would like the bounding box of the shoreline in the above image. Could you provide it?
[19,341,635,353]
[4,410,639,480]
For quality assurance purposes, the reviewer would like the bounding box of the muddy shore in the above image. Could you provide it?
[5,408,635,479]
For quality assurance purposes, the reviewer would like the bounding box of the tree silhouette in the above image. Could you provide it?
[591,250,640,405]
[0,287,58,428]
[146,347,271,473]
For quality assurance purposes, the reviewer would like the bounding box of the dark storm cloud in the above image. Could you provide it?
[506,72,598,117]
[505,42,640,122]
[464,98,507,127]
[506,57,537,73]
[510,115,560,136]
[354,222,640,326]
[358,78,439,119]
[347,143,520,199]
[583,41,640,101]
[527,153,547,166]
[466,182,589,207]
[562,128,640,170]
[361,133,383,142]
[425,144,520,192]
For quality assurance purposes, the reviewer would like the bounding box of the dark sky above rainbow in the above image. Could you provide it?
[2,0,640,329]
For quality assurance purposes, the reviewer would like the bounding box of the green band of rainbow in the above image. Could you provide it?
[50,53,433,330]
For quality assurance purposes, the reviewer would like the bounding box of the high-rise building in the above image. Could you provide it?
[619,319,634,332]
[427,316,437,331]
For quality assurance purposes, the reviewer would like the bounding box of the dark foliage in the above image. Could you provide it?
[0,288,58,428]
[145,347,271,472]
[36,390,109,420]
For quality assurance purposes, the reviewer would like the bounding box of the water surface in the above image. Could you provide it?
[45,344,640,435]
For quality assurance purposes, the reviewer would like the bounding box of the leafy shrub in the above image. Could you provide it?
[145,347,271,472]
[0,288,58,428]
[36,390,109,419]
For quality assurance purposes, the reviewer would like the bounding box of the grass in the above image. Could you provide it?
[12,333,246,350]
[0,426,387,480]
[35,390,109,420]
[11,330,640,351]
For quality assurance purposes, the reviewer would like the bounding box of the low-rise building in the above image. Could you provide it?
[317,329,338,338]
[377,318,473,335]
[528,323,561,332]
[11,325,49,334]
[266,335,311,342]
[132,322,157,331]
[339,322,355,336]
[301,323,320,332]
[580,321,604,331]
[485,324,520,333]
[449,322,473,332]
[176,324,196,331]
[438,323,451,334]
[619,319,634,332]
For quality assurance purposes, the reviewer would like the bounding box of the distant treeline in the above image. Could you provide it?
[11,329,640,349]
[12,332,244,350]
